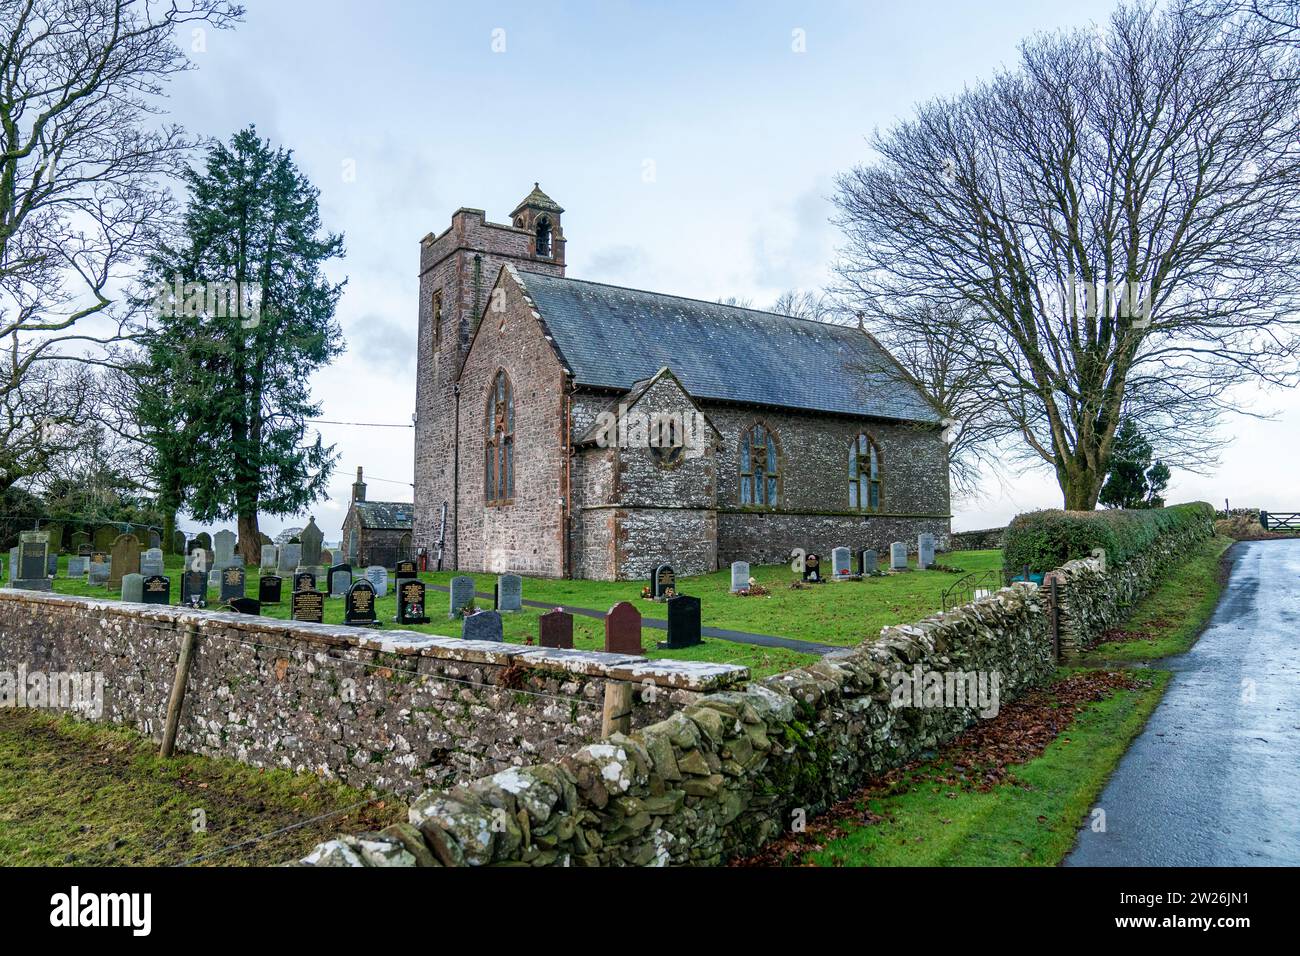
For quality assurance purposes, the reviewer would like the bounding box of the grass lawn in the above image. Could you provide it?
[42,549,1004,680]
[803,670,1169,866]
[1076,534,1235,664]
[0,709,402,866]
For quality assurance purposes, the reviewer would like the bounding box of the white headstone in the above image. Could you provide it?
[213,530,237,569]
[890,541,908,570]
[364,565,388,598]
[730,561,750,592]
[918,533,935,570]
[831,547,852,580]
[260,544,278,571]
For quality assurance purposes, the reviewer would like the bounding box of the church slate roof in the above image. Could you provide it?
[352,501,414,530]
[517,273,941,424]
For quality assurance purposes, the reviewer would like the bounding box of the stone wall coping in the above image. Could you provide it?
[0,588,748,691]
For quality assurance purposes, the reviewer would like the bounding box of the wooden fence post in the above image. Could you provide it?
[160,621,198,759]
[601,681,633,739]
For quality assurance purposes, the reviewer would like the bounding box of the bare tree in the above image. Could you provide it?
[833,0,1300,509]
[0,0,242,398]
[0,355,98,495]
[769,288,840,323]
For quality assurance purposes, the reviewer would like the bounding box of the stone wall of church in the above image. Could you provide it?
[412,209,563,570]
[455,272,568,577]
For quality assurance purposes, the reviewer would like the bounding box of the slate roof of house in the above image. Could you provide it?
[517,273,940,424]
[353,501,414,530]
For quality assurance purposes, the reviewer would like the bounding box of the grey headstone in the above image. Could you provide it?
[890,541,908,570]
[364,565,388,598]
[141,548,165,576]
[6,548,15,584]
[208,569,221,589]
[495,574,522,612]
[831,547,852,580]
[260,544,278,571]
[67,556,88,577]
[730,561,750,592]
[462,609,503,643]
[330,566,353,597]
[278,543,301,575]
[121,573,144,603]
[449,575,475,618]
[18,530,51,582]
[300,517,324,568]
[860,549,879,575]
[47,552,58,576]
[213,529,237,569]
[918,533,936,570]
[88,559,109,587]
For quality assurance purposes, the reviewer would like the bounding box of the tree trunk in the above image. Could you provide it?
[162,509,177,555]
[237,511,261,566]
[1061,471,1103,512]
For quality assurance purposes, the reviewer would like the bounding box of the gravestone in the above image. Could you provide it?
[328,564,352,598]
[890,541,908,570]
[94,525,117,553]
[291,588,325,623]
[831,547,852,580]
[70,531,90,554]
[142,574,170,605]
[659,594,703,649]
[299,517,324,569]
[192,531,212,553]
[88,558,110,587]
[77,542,94,557]
[364,565,389,598]
[344,579,379,627]
[180,570,207,607]
[258,574,283,604]
[462,609,504,643]
[67,556,88,578]
[141,548,165,576]
[220,566,246,603]
[395,560,417,581]
[121,573,144,603]
[109,533,140,589]
[650,563,676,600]
[730,561,750,592]
[227,597,261,615]
[260,545,278,571]
[5,548,15,585]
[604,601,643,654]
[918,533,936,570]
[208,569,221,590]
[148,530,162,550]
[495,574,522,612]
[47,552,58,576]
[277,543,301,576]
[859,549,879,576]
[213,529,237,569]
[803,552,822,583]
[293,570,317,593]
[449,575,475,618]
[172,529,187,555]
[321,549,333,568]
[539,608,574,649]
[397,579,430,625]
[18,531,51,583]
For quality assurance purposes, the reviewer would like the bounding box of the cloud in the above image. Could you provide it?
[349,313,416,372]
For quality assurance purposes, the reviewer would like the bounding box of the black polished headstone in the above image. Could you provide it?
[395,560,417,581]
[291,588,324,623]
[219,565,246,603]
[142,574,170,605]
[396,579,429,625]
[259,574,283,604]
[804,553,822,583]
[650,563,676,599]
[227,597,261,615]
[180,570,207,607]
[344,579,379,627]
[294,570,317,593]
[658,594,703,649]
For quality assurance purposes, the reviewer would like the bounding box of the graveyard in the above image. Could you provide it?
[26,543,1003,680]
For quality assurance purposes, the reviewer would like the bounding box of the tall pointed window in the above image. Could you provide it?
[431,289,442,350]
[485,370,514,504]
[535,217,552,258]
[849,434,882,511]
[739,423,781,507]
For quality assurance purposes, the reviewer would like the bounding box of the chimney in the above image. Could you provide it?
[352,466,366,504]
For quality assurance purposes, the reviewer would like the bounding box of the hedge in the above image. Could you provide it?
[1003,502,1215,574]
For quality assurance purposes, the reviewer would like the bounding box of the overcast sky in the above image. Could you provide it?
[160,0,1299,542]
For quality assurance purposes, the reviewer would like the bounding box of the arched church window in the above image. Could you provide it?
[535,217,552,258]
[431,289,442,350]
[485,370,514,504]
[739,423,781,507]
[849,434,882,511]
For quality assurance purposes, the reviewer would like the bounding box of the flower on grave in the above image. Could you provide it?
[748,577,757,586]
[641,585,652,600]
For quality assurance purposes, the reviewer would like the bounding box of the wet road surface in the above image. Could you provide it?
[1066,539,1300,866]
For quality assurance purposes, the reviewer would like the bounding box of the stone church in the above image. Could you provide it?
[412,185,950,580]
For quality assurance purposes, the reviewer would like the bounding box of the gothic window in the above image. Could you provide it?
[431,289,442,350]
[648,413,685,469]
[849,434,882,511]
[535,217,552,258]
[485,370,514,504]
[739,423,781,507]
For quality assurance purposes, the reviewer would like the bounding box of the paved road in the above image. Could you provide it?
[1066,540,1300,866]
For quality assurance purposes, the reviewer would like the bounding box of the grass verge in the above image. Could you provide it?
[0,710,403,866]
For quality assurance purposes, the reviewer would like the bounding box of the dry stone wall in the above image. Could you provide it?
[0,590,746,797]
[302,583,1053,866]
